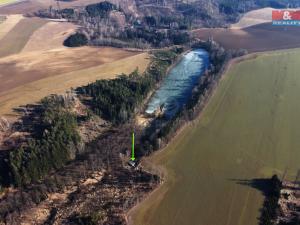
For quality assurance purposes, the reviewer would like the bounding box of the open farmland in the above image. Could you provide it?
[0,52,149,117]
[231,7,274,29]
[0,0,44,14]
[194,23,300,53]
[130,49,300,225]
[22,21,77,52]
[0,17,47,57]
[0,14,22,40]
[0,7,149,118]
[0,47,140,94]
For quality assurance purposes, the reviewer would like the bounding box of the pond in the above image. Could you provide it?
[145,49,210,118]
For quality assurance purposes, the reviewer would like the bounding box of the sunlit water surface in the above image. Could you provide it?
[145,49,210,118]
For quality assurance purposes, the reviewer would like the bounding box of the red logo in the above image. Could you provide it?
[272,10,300,21]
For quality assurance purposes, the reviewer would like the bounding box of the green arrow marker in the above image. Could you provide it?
[131,132,135,161]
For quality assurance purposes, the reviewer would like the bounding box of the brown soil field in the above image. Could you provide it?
[0,17,47,57]
[232,7,300,29]
[0,47,140,94]
[0,52,150,117]
[22,21,77,52]
[194,23,300,53]
[231,7,273,29]
[0,14,23,40]
[0,0,43,14]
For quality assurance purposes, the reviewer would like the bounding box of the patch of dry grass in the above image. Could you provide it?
[0,14,22,40]
[0,47,140,94]
[231,7,274,29]
[22,21,77,52]
[232,7,300,29]
[0,17,47,57]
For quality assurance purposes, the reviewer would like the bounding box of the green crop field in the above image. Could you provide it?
[131,49,300,225]
[0,0,18,6]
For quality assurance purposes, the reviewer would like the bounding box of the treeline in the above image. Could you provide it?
[36,1,192,49]
[85,1,118,17]
[77,48,181,124]
[2,95,81,187]
[36,1,119,19]
[121,28,190,48]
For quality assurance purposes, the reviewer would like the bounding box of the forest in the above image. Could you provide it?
[0,95,81,187]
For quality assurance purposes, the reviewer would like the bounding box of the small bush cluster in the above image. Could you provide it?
[64,33,88,47]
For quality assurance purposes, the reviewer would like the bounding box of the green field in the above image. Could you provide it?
[131,49,300,225]
[0,0,18,6]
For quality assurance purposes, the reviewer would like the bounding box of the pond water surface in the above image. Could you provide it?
[145,49,210,118]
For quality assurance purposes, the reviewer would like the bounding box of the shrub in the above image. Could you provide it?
[64,33,88,47]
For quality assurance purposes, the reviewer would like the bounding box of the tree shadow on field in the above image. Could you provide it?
[229,178,275,197]
[229,177,281,225]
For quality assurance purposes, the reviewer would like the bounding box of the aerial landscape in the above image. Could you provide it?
[1,0,300,225]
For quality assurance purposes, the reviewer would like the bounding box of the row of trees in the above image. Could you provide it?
[121,27,190,48]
